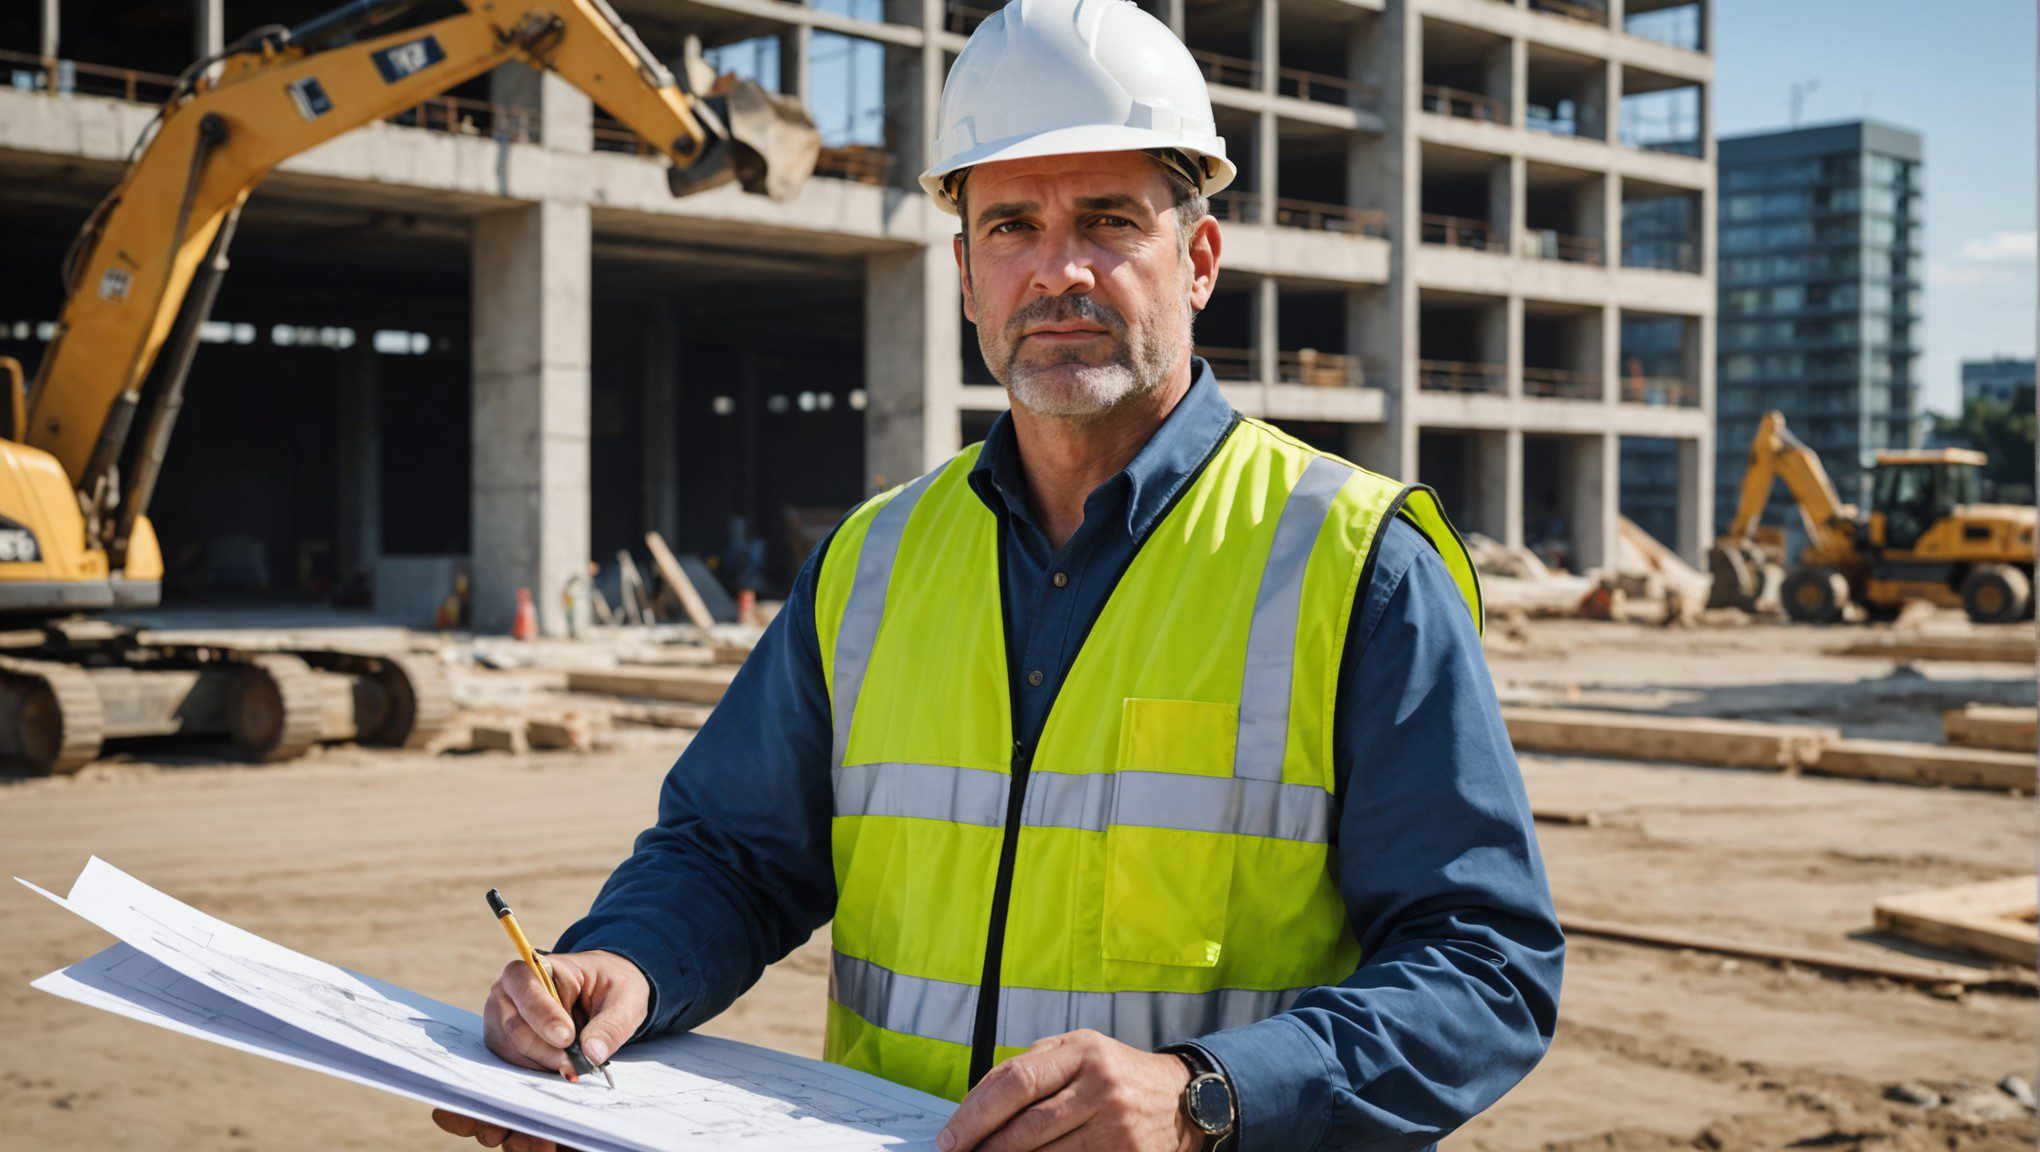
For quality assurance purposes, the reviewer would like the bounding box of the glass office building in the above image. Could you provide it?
[1714,120,1923,530]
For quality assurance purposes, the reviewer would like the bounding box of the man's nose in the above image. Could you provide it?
[1029,227,1098,297]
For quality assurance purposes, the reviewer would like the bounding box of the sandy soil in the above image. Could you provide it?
[2,615,2034,1149]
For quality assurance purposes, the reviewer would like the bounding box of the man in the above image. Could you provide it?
[435,0,1561,1148]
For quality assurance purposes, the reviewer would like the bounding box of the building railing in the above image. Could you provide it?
[388,94,538,143]
[1211,191,1389,237]
[1525,103,1605,141]
[1421,84,1507,123]
[1420,213,1503,251]
[1185,49,1370,107]
[1523,366,1603,400]
[1190,49,1261,90]
[1529,0,1611,26]
[0,47,178,103]
[1620,375,1701,407]
[1417,359,1508,394]
[1521,228,1603,265]
[1621,240,1701,273]
[1197,346,1367,388]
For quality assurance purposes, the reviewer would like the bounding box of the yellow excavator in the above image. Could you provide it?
[1708,410,2038,624]
[0,0,818,774]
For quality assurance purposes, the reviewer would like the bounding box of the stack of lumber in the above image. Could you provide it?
[1942,704,2037,752]
[1806,739,2034,793]
[1502,707,1836,770]
[461,710,610,755]
[565,665,736,706]
[1874,877,2038,966]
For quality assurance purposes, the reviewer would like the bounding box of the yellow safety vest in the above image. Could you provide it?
[814,415,1481,1102]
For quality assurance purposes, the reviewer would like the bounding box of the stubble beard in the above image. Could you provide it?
[979,290,1192,423]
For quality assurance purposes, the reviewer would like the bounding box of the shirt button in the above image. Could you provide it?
[1052,571,1069,588]
[1026,670,1044,687]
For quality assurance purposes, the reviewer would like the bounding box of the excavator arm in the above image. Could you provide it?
[26,0,816,564]
[1708,410,1861,611]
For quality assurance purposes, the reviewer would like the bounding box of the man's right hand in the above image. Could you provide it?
[430,949,650,1151]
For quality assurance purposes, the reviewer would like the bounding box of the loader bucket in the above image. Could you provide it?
[667,81,820,203]
[1706,540,1764,611]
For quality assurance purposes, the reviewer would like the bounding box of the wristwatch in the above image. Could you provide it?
[1165,1046,1237,1150]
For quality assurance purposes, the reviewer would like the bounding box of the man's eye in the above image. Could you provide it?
[989,221,1030,235]
[1092,216,1135,228]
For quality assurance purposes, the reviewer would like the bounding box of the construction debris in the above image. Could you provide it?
[644,531,718,632]
[1874,877,2038,966]
[468,722,529,755]
[1503,707,1836,770]
[525,712,607,752]
[1806,738,2035,793]
[1612,517,1712,618]
[1942,704,2037,752]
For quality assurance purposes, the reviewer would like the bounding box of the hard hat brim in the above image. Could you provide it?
[919,124,1236,216]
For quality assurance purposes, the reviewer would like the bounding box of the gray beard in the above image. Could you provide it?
[985,292,1189,421]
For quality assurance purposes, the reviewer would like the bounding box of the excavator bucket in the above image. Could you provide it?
[668,81,821,202]
[1705,540,1765,611]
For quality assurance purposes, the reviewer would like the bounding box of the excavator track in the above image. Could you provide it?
[0,655,106,776]
[297,649,456,749]
[225,653,324,763]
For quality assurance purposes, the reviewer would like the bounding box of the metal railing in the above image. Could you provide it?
[1523,366,1603,400]
[1530,0,1610,26]
[1525,103,1605,141]
[0,47,178,103]
[388,94,537,143]
[1417,359,1507,394]
[1620,375,1700,407]
[1277,65,1372,107]
[1421,84,1507,123]
[1521,228,1604,265]
[1420,213,1503,251]
[1621,240,1701,273]
[1211,191,1389,237]
[1197,346,1367,388]
[1190,49,1261,90]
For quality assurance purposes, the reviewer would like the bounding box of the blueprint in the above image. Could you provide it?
[24,858,951,1152]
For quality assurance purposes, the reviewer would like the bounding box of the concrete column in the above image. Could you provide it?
[1604,171,1623,268]
[490,65,592,152]
[1255,278,1280,386]
[1472,428,1523,547]
[1675,436,1712,564]
[471,200,592,636]
[1501,296,1523,398]
[1258,115,1281,220]
[1580,60,1611,142]
[864,245,962,491]
[1255,0,1280,96]
[781,25,813,102]
[195,0,223,60]
[40,0,58,59]
[1563,430,1618,571]
[1501,426,1524,549]
[641,306,681,546]
[336,344,381,587]
[1490,154,1523,253]
[883,0,943,188]
[1606,60,1624,150]
[1599,303,1619,402]
[1159,0,1187,38]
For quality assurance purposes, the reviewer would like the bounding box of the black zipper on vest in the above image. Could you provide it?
[964,413,1242,1086]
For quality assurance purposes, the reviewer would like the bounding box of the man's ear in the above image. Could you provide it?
[1186,214,1222,311]
[954,234,976,326]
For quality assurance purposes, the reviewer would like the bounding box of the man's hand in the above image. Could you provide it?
[936,1030,1200,1152]
[429,949,650,1151]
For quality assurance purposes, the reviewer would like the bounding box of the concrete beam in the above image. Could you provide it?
[471,200,592,636]
[864,244,962,490]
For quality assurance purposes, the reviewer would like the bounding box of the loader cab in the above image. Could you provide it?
[1868,451,1985,552]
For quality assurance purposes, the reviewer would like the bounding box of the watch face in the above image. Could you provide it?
[1189,1075,1232,1131]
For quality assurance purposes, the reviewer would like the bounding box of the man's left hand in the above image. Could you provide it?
[935,1030,1200,1152]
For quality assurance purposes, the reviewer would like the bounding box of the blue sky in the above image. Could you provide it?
[1713,0,2037,414]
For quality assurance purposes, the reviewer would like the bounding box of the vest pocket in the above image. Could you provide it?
[1100,698,1238,968]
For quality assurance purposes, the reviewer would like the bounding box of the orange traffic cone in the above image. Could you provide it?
[512,587,538,641]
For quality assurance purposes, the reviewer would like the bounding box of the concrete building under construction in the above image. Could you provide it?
[0,0,1715,632]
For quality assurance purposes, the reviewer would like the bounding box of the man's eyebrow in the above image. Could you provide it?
[977,201,1037,226]
[1075,194,1148,214]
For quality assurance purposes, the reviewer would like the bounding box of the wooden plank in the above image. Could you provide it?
[526,712,604,752]
[615,551,653,626]
[711,640,756,666]
[607,702,717,730]
[1807,738,2035,793]
[1943,704,2037,753]
[566,665,736,705]
[470,722,528,755]
[1835,634,2036,664]
[1503,707,1837,770]
[644,531,717,632]
[1531,806,1601,827]
[1875,877,2038,967]
[1559,914,2009,990]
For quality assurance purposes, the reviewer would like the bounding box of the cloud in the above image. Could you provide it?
[1929,263,2018,287]
[1958,230,2038,263]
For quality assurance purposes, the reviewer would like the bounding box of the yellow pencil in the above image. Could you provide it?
[487,888,613,1088]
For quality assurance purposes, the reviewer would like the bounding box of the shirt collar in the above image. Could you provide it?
[968,357,1237,543]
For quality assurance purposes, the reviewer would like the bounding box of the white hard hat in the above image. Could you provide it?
[921,0,1235,215]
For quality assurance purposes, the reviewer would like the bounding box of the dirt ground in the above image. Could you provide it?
[2,614,2034,1150]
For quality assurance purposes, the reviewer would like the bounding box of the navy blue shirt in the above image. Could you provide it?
[559,363,1563,1151]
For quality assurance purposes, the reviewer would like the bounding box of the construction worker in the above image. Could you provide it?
[434,0,1560,1147]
